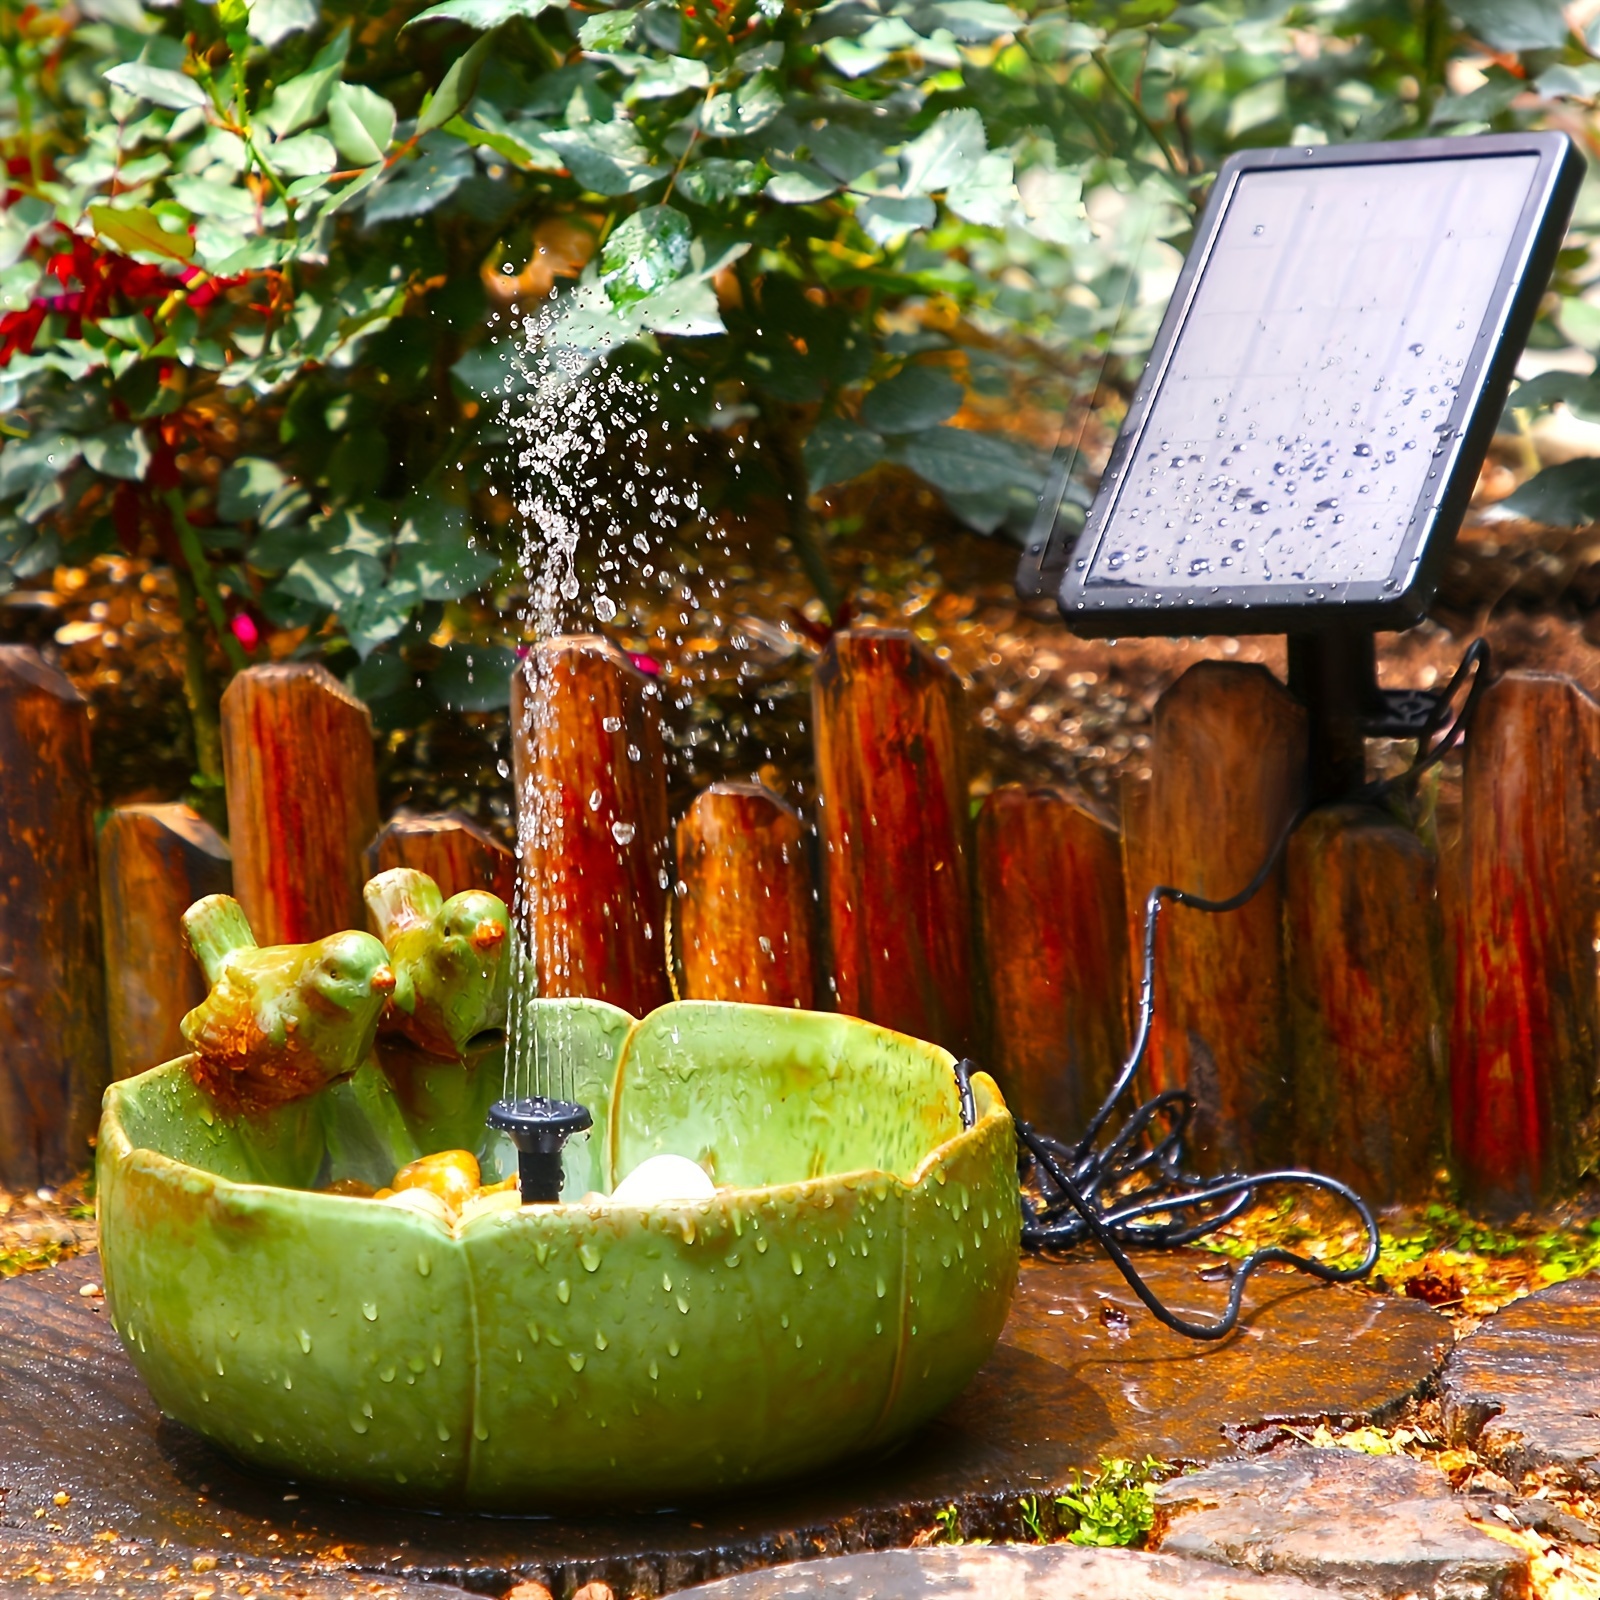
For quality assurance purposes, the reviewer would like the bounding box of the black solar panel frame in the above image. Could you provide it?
[1042,132,1585,638]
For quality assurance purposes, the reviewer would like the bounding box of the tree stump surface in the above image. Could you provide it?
[98,804,232,1080]
[0,1252,1446,1598]
[1151,1450,1526,1598]
[511,638,671,1016]
[221,664,379,946]
[1285,805,1443,1204]
[1440,1275,1600,1490]
[0,647,107,1187]
[976,785,1128,1132]
[812,629,978,1058]
[365,811,515,904]
[662,1547,1334,1600]
[674,783,816,1008]
[1449,671,1600,1212]
[1133,662,1306,1171]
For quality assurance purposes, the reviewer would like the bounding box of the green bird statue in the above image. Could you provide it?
[364,869,510,1063]
[180,895,401,1113]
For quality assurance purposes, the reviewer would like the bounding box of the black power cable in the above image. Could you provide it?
[956,637,1493,1340]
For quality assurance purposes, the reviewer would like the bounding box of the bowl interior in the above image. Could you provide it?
[110,999,970,1201]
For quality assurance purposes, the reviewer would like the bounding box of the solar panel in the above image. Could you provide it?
[1024,134,1583,637]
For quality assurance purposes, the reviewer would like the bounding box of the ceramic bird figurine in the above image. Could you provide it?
[180,895,401,1113]
[364,868,510,1063]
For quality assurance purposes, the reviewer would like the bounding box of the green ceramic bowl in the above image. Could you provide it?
[96,1000,1020,1510]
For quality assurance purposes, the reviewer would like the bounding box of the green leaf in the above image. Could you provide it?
[637,275,723,336]
[341,587,415,657]
[1017,167,1087,245]
[394,501,499,599]
[765,164,837,204]
[947,152,1017,227]
[364,135,476,222]
[267,132,337,178]
[247,0,318,46]
[446,104,563,170]
[431,642,518,711]
[219,457,288,521]
[90,203,195,263]
[805,417,885,491]
[279,548,387,608]
[861,366,962,432]
[103,63,209,111]
[578,8,638,50]
[406,0,563,27]
[701,74,782,137]
[856,194,934,245]
[167,176,256,219]
[544,125,664,194]
[625,55,711,103]
[1225,76,1285,137]
[82,424,151,481]
[901,108,986,196]
[904,0,1019,41]
[328,83,396,167]
[0,262,40,313]
[0,432,81,498]
[1500,458,1600,526]
[1449,0,1568,48]
[896,425,1038,497]
[822,38,889,76]
[677,158,759,205]
[260,28,350,136]
[417,31,496,135]
[602,204,693,306]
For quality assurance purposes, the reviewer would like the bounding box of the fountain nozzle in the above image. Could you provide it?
[487,1097,593,1203]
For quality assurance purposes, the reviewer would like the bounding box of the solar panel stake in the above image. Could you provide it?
[1287,630,1381,801]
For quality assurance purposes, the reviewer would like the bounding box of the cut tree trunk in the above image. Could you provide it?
[0,648,107,1185]
[1450,671,1600,1212]
[976,785,1128,1134]
[99,804,232,1081]
[221,664,379,945]
[511,637,672,1016]
[812,628,979,1058]
[1131,661,1306,1171]
[365,812,515,904]
[1286,804,1444,1204]
[674,782,816,1008]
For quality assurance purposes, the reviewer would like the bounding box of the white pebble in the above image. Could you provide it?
[610,1155,715,1206]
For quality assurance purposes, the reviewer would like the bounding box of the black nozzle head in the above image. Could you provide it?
[487,1097,593,1203]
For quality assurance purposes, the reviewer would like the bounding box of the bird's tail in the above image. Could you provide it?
[183,894,258,985]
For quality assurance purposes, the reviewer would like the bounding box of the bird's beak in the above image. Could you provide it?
[471,920,507,954]
[371,965,397,996]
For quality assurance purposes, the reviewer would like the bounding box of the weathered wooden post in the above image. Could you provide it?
[0,648,107,1185]
[812,628,979,1058]
[1131,661,1306,1170]
[975,785,1128,1132]
[1451,671,1600,1212]
[674,782,816,1008]
[99,804,232,1080]
[366,811,515,904]
[1285,804,1444,1203]
[511,637,672,1014]
[221,664,379,944]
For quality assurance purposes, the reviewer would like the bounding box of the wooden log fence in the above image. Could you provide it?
[7,628,1600,1210]
[99,804,231,1081]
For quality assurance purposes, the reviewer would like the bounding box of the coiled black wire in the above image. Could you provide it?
[966,637,1493,1340]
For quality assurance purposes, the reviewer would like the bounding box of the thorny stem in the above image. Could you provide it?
[171,561,226,805]
[1093,47,1187,183]
[758,397,841,620]
[164,488,249,673]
